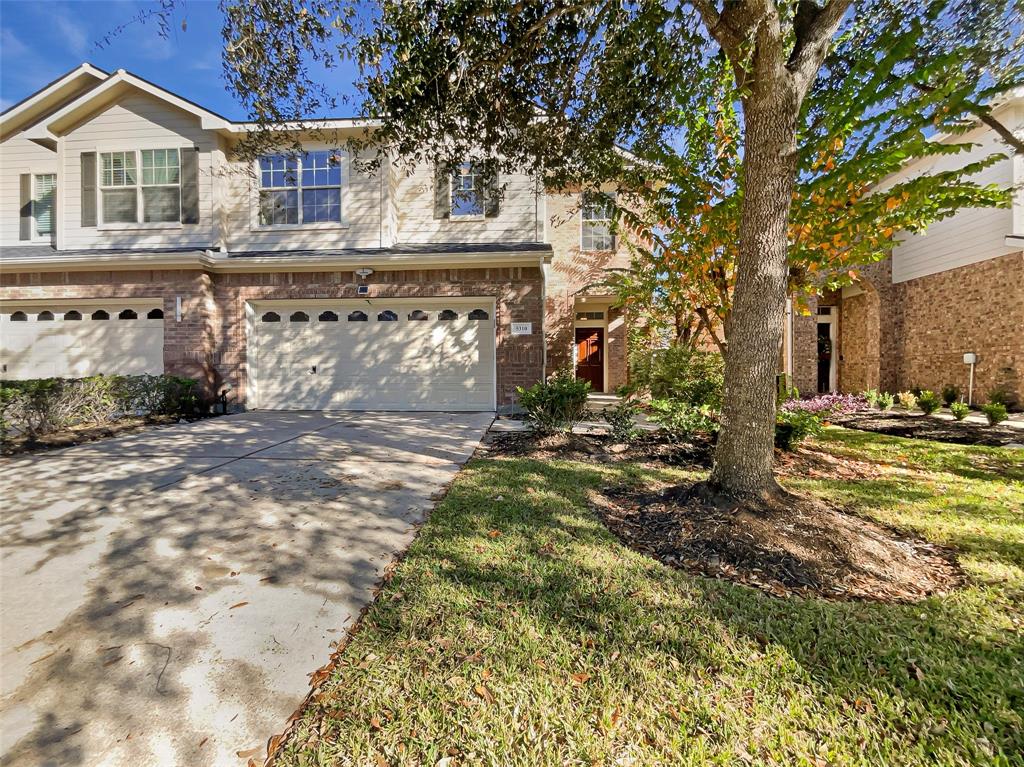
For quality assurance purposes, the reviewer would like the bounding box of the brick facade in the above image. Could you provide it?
[792,251,1024,405]
[545,193,631,391]
[0,266,545,409]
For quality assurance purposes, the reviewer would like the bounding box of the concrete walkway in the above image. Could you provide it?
[0,411,492,767]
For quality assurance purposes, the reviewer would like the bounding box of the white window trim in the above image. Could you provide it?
[31,172,57,243]
[249,148,350,231]
[449,162,486,221]
[95,147,185,231]
[580,192,615,252]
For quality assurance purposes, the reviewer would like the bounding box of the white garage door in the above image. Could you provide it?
[251,299,496,411]
[0,302,164,380]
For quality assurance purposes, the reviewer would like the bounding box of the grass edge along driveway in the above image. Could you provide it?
[272,428,1024,767]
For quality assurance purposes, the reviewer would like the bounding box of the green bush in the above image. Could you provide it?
[646,399,718,443]
[897,391,918,411]
[986,388,1010,407]
[950,402,970,421]
[862,388,880,408]
[602,398,642,442]
[0,374,199,439]
[627,345,724,409]
[515,371,591,434]
[917,390,942,415]
[980,402,1008,426]
[775,409,823,451]
[941,385,960,407]
[877,392,895,411]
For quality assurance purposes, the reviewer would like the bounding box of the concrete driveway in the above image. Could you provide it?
[0,411,492,767]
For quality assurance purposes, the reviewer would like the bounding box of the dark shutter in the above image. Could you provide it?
[81,152,97,227]
[484,168,500,218]
[180,147,200,224]
[433,162,450,219]
[19,174,31,240]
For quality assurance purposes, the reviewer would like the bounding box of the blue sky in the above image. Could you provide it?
[0,0,361,117]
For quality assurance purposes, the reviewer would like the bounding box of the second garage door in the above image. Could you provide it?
[250,298,496,411]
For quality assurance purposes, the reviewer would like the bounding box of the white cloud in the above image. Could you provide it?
[53,13,88,56]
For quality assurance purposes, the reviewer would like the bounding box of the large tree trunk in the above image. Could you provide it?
[709,83,800,499]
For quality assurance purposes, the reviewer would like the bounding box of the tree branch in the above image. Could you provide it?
[788,0,853,97]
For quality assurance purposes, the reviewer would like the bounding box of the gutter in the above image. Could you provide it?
[0,248,554,274]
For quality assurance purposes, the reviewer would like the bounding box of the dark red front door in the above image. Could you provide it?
[575,327,604,392]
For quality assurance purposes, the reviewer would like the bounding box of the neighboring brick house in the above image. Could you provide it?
[0,64,631,411]
[787,91,1024,406]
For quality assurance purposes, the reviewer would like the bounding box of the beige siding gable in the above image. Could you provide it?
[0,135,58,247]
[61,92,219,250]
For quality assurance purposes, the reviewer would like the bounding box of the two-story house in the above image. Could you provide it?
[786,90,1024,406]
[0,64,630,412]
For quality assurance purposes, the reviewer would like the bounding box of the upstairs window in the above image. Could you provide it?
[34,174,56,237]
[258,151,342,226]
[451,162,484,217]
[581,193,615,251]
[99,149,180,224]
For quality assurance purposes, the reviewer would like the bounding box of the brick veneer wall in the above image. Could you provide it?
[790,251,1023,405]
[545,193,632,390]
[791,293,819,395]
[1,265,545,409]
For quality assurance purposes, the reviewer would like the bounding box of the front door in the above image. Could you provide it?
[575,327,604,392]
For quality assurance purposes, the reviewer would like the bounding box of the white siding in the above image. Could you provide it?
[61,93,219,250]
[395,162,539,244]
[0,135,58,247]
[221,139,385,252]
[888,106,1021,283]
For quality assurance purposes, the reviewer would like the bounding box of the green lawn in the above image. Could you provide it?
[274,428,1024,767]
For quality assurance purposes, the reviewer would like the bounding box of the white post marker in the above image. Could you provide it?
[963,352,977,405]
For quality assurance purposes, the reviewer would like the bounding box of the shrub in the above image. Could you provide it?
[917,390,942,415]
[941,385,960,407]
[0,374,199,439]
[602,398,642,442]
[627,345,724,409]
[646,399,718,442]
[897,391,918,411]
[782,393,866,419]
[862,388,880,408]
[950,402,970,421]
[775,409,823,451]
[987,388,1010,407]
[877,392,895,411]
[980,403,1008,426]
[516,371,590,434]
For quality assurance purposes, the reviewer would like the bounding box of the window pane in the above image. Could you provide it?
[102,189,138,223]
[100,152,137,187]
[143,187,181,222]
[582,193,613,221]
[451,163,483,216]
[142,149,180,186]
[259,155,297,188]
[301,151,342,187]
[34,174,56,236]
[259,189,298,225]
[582,222,613,251]
[301,187,341,223]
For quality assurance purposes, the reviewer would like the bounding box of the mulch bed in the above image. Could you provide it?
[482,429,715,467]
[833,410,1022,447]
[1,414,212,456]
[591,481,964,603]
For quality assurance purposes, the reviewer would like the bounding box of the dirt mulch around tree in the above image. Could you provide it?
[591,480,964,603]
[832,410,1022,447]
[482,429,715,466]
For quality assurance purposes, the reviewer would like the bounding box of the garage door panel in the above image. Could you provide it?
[1,308,163,380]
[253,301,495,411]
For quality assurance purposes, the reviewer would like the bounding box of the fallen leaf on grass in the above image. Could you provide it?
[487,529,502,538]
[571,673,592,685]
[229,601,249,610]
[474,684,494,703]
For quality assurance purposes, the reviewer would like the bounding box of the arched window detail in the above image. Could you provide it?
[289,311,310,322]
[91,310,110,320]
[10,311,28,322]
[147,308,164,319]
[261,311,281,322]
[408,309,429,321]
[468,309,489,320]
[118,309,138,320]
[347,310,368,322]
[438,309,458,321]
[64,310,83,321]
[318,310,339,322]
[377,310,398,322]
[37,311,55,321]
